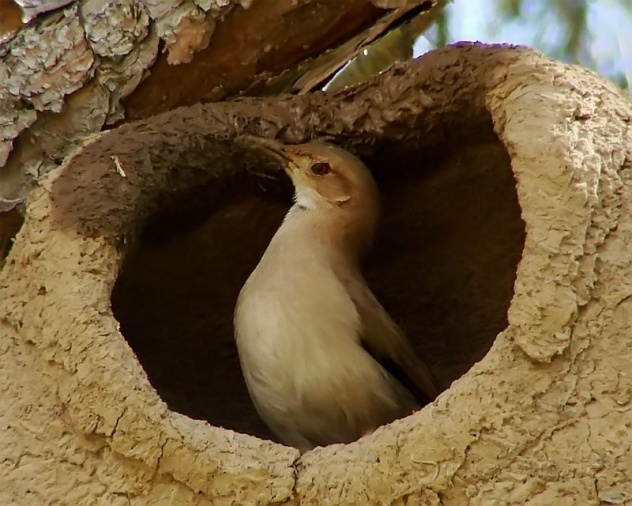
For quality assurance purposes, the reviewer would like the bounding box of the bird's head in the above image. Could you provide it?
[238,136,380,212]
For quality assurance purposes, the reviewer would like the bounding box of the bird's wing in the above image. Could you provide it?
[341,273,438,404]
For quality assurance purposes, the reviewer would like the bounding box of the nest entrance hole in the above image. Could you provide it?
[110,136,525,442]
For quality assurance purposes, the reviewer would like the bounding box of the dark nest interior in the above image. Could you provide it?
[110,133,526,443]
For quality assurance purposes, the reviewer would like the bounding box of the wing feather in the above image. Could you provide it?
[339,272,438,404]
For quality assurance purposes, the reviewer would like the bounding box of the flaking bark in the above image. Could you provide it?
[0,0,438,212]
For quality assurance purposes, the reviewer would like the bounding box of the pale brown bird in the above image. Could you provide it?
[234,136,437,452]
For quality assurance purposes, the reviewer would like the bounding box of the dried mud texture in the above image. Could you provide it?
[1,43,631,505]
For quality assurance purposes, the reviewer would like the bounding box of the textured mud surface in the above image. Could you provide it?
[1,44,631,505]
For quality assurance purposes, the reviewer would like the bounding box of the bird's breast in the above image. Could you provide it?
[235,255,361,366]
[233,234,413,447]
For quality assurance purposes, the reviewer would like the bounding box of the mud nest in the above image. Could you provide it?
[4,43,631,504]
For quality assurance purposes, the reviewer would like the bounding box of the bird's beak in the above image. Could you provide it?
[235,135,293,173]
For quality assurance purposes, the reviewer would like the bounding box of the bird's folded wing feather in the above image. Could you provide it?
[341,274,438,404]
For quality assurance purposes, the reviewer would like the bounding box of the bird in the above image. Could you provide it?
[233,136,437,452]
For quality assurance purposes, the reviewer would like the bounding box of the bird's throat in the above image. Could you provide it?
[276,204,377,266]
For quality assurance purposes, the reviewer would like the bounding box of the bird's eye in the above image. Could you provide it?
[310,162,331,176]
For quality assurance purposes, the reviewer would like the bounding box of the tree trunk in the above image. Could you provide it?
[0,0,438,211]
[1,43,631,505]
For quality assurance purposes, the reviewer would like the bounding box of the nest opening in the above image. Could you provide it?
[110,135,525,443]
